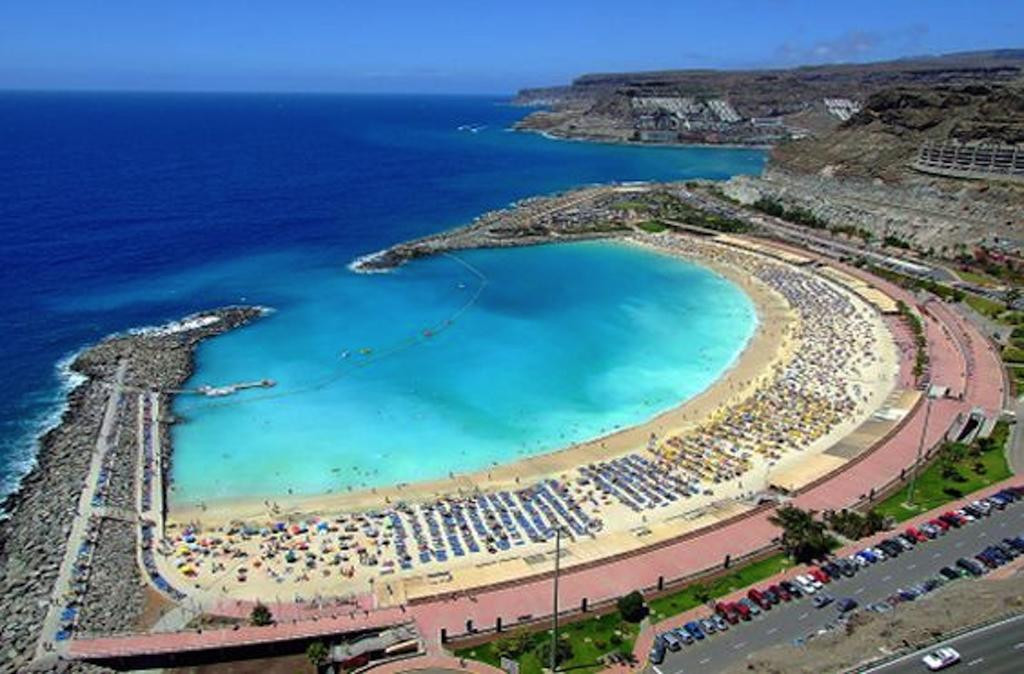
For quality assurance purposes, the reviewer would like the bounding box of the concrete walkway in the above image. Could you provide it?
[32,362,127,669]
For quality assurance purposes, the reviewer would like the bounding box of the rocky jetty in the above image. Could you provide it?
[352,186,633,271]
[0,306,265,673]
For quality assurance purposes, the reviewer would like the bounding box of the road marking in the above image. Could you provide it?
[979,531,988,538]
[1014,641,1024,650]
[854,587,864,595]
[733,642,746,650]
[652,666,665,674]
[882,575,892,582]
[766,627,778,635]
[956,541,965,548]
[906,564,917,570]
[932,552,942,559]
[699,657,711,665]
[967,657,985,666]
[1000,522,1007,528]
[798,612,808,620]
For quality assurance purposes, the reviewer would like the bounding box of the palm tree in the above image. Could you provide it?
[306,641,329,671]
[769,505,834,563]
[863,510,887,536]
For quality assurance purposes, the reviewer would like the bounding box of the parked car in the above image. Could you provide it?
[715,602,739,625]
[812,594,834,609]
[650,639,666,664]
[672,627,694,645]
[683,621,705,640]
[808,567,830,585]
[661,631,682,651]
[748,588,771,610]
[734,600,753,620]
[780,580,802,598]
[938,566,961,581]
[699,618,717,635]
[906,526,928,542]
[794,575,817,595]
[956,557,984,576]
[771,583,791,601]
[836,597,858,613]
[712,614,729,632]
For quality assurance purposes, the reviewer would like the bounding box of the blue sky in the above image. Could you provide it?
[0,1,1020,94]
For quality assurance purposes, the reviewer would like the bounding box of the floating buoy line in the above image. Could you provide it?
[176,252,489,411]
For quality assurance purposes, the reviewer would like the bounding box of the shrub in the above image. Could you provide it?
[617,591,647,623]
[535,638,573,668]
[249,602,274,626]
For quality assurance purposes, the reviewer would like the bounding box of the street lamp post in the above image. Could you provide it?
[550,527,561,673]
[906,393,934,508]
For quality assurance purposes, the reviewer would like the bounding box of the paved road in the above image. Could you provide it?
[1007,395,1024,476]
[864,613,1024,674]
[654,501,1024,674]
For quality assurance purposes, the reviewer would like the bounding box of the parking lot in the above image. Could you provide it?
[652,489,1024,673]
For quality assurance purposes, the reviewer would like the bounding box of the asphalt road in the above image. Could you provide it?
[864,613,1024,673]
[653,501,1024,674]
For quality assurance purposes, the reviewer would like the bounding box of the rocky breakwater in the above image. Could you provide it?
[0,306,265,673]
[352,186,633,271]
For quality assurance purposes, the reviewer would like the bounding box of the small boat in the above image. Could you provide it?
[340,350,350,359]
[423,329,433,337]
[359,347,373,355]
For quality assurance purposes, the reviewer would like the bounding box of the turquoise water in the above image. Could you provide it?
[169,241,755,505]
[0,92,764,505]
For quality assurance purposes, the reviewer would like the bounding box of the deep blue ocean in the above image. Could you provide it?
[0,92,765,503]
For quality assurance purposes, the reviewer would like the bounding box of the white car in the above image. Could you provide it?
[796,574,820,593]
[922,647,961,671]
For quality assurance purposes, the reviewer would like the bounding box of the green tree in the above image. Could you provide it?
[249,602,274,627]
[937,443,967,481]
[616,590,647,623]
[306,641,329,670]
[864,510,887,536]
[494,629,533,660]
[769,505,835,563]
[535,637,573,669]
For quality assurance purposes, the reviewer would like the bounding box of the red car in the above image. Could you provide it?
[769,583,791,602]
[930,518,950,532]
[715,602,739,625]
[748,588,771,610]
[905,527,927,542]
[809,567,830,584]
[733,601,752,621]
[944,511,967,526]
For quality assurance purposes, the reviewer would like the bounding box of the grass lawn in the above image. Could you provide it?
[636,220,667,233]
[454,553,792,673]
[1003,345,1024,364]
[454,610,640,674]
[955,269,1001,287]
[874,426,1013,522]
[965,293,1006,318]
[646,553,792,620]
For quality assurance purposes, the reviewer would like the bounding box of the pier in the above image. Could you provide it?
[194,379,275,397]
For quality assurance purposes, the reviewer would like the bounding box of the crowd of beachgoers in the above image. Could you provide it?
[162,235,891,601]
[655,234,883,483]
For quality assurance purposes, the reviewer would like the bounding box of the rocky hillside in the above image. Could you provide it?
[772,84,1024,180]
[514,50,1024,147]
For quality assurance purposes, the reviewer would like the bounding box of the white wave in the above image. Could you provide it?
[347,251,394,274]
[0,346,90,514]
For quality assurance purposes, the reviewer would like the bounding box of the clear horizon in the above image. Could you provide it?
[0,1,1021,95]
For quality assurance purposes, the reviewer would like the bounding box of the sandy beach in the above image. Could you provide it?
[156,231,903,605]
[168,236,795,529]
